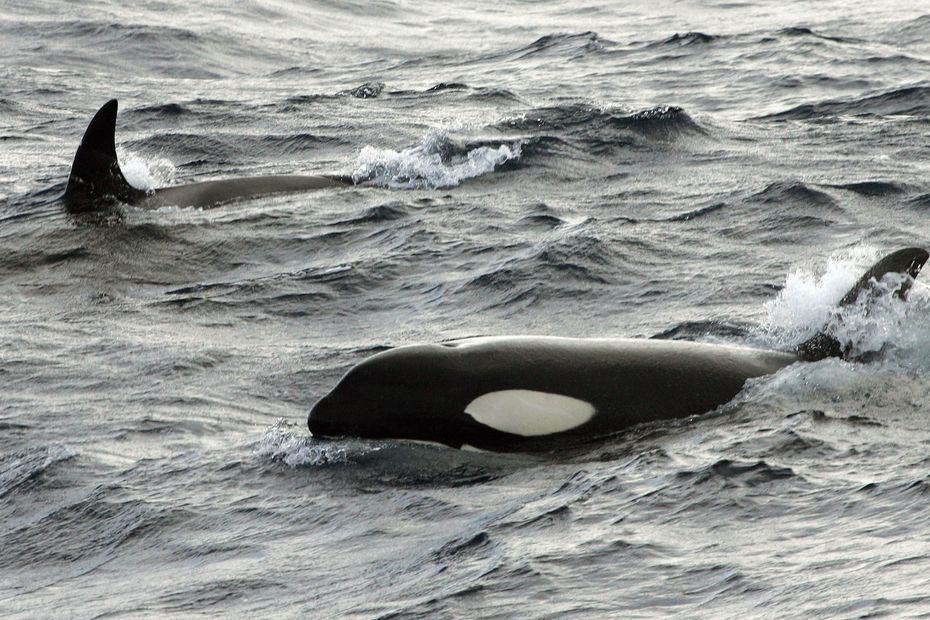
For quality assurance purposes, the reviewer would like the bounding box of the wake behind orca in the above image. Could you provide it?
[63,99,351,212]
[309,248,929,452]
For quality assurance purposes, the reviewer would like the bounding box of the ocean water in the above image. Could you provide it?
[4,0,930,617]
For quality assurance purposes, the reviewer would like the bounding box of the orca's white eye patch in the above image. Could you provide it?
[464,390,596,436]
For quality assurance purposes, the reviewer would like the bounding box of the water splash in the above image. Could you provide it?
[118,151,177,190]
[253,421,348,467]
[761,251,864,347]
[759,248,930,361]
[352,131,521,189]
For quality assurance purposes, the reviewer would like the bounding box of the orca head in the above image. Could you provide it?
[308,345,469,448]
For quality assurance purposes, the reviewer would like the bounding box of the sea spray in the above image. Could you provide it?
[352,130,521,189]
[254,420,348,467]
[119,151,177,190]
[760,248,930,360]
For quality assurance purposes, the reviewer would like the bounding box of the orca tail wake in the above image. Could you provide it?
[64,99,144,212]
[795,247,929,361]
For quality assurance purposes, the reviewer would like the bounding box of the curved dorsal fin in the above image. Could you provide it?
[837,247,928,305]
[79,99,119,157]
[64,99,143,211]
[796,247,929,361]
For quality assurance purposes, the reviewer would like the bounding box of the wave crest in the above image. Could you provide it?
[352,131,521,189]
[758,86,930,121]
[0,444,75,498]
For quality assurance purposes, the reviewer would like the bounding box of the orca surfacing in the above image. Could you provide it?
[309,248,929,452]
[63,99,351,212]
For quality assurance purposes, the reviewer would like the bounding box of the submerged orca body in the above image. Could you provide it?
[64,99,351,211]
[309,248,929,452]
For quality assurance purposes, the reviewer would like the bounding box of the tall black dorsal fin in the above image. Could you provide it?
[79,99,119,157]
[795,247,929,361]
[64,99,144,211]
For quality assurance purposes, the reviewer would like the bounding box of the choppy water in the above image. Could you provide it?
[4,1,930,617]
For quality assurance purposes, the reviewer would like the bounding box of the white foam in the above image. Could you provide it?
[759,248,930,360]
[254,421,347,467]
[352,130,521,189]
[465,389,596,436]
[118,150,177,190]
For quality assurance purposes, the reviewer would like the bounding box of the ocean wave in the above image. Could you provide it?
[10,19,228,78]
[824,181,908,196]
[752,180,839,208]
[906,193,930,209]
[775,26,857,44]
[729,427,834,458]
[0,444,74,498]
[504,135,582,164]
[757,86,930,121]
[131,102,190,117]
[128,133,241,165]
[496,103,705,147]
[674,459,797,487]
[53,20,198,43]
[725,181,845,243]
[342,82,525,105]
[651,320,752,342]
[160,264,359,315]
[462,235,613,289]
[620,106,707,139]
[443,232,623,313]
[787,409,883,428]
[653,32,719,47]
[426,82,469,92]
[434,530,495,559]
[333,203,411,226]
[883,14,930,45]
[0,483,184,571]
[254,132,348,156]
[664,202,726,222]
[423,83,525,103]
[482,31,613,63]
[517,208,567,230]
[352,131,521,189]
[340,81,385,99]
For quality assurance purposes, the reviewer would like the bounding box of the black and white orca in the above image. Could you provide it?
[63,99,351,212]
[309,248,928,452]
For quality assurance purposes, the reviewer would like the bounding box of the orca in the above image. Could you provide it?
[63,99,351,212]
[308,248,929,452]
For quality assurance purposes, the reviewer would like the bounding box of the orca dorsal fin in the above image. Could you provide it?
[64,99,144,211]
[80,99,119,158]
[795,247,929,361]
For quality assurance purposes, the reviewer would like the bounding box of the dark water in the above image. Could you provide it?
[5,1,930,617]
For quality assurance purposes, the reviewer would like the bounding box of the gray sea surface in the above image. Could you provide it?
[4,0,930,617]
